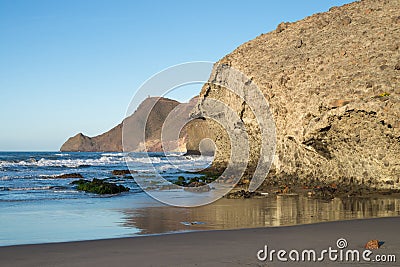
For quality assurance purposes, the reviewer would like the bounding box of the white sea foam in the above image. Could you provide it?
[0,154,213,171]
[0,156,126,168]
[52,190,77,193]
[101,152,126,157]
[3,186,52,191]
[124,157,161,164]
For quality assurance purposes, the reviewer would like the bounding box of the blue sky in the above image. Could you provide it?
[0,0,352,151]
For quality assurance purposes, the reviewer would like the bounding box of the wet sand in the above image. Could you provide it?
[123,196,400,234]
[1,216,399,267]
[3,195,400,246]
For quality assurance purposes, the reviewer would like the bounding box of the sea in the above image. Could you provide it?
[0,151,213,246]
[1,152,400,246]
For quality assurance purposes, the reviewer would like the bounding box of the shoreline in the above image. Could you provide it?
[2,194,400,247]
[1,216,399,266]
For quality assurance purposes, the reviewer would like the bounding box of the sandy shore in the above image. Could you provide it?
[1,217,399,267]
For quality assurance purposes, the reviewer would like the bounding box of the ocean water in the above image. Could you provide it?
[1,152,400,246]
[0,152,213,202]
[0,151,213,246]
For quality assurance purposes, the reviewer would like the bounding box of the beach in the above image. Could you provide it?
[1,0,399,266]
[1,216,399,266]
[1,152,400,267]
[3,152,400,247]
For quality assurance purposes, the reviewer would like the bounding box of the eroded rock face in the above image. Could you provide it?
[192,0,400,189]
[60,133,95,152]
[61,97,183,152]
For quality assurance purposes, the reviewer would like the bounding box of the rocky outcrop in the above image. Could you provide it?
[192,0,400,189]
[71,178,130,194]
[61,97,182,152]
[60,127,122,152]
[183,118,220,155]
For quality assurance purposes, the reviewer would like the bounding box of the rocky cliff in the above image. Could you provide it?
[192,0,400,189]
[60,97,182,152]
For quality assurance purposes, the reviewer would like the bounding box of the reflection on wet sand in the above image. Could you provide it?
[121,196,400,235]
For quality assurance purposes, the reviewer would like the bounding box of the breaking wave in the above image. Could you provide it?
[0,156,125,168]
[0,186,52,191]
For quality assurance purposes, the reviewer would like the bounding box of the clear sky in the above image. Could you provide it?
[0,0,353,151]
